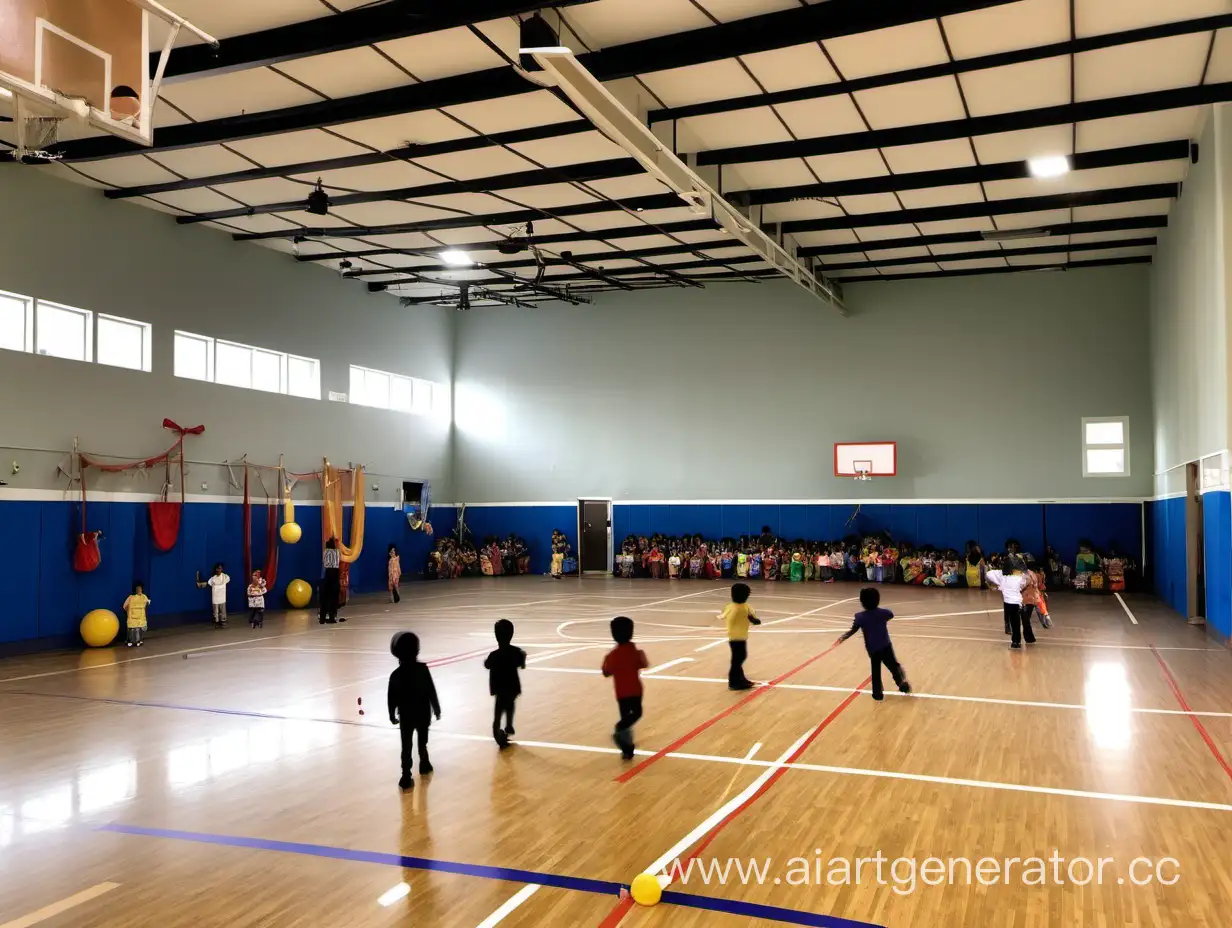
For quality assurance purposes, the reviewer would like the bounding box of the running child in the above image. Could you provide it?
[388,631,441,790]
[721,582,762,690]
[838,588,911,701]
[484,619,526,748]
[601,616,648,760]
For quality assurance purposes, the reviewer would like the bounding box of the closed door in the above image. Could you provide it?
[579,500,610,572]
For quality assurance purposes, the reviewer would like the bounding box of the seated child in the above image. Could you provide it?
[736,549,749,578]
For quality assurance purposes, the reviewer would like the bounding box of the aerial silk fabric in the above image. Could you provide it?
[323,464,365,563]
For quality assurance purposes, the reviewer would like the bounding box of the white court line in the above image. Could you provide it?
[0,633,304,684]
[1115,593,1140,625]
[0,882,121,928]
[525,645,600,665]
[525,666,1232,718]
[473,883,541,928]
[644,657,695,675]
[694,638,727,652]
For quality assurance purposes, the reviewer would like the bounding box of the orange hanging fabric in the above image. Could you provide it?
[322,464,365,563]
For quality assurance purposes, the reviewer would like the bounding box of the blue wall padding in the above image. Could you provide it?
[0,500,459,645]
[1202,491,1231,638]
[1146,497,1188,617]
[463,505,575,575]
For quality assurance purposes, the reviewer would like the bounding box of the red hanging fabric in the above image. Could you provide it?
[242,465,281,588]
[74,531,102,572]
[149,502,181,551]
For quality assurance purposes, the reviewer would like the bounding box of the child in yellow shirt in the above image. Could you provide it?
[720,582,762,690]
[123,582,150,647]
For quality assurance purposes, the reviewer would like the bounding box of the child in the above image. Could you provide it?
[388,544,402,603]
[838,588,911,701]
[388,631,441,789]
[247,570,267,628]
[196,563,230,629]
[123,582,150,647]
[484,619,526,748]
[320,538,342,624]
[986,561,1035,649]
[722,582,762,689]
[1022,564,1052,629]
[601,616,649,760]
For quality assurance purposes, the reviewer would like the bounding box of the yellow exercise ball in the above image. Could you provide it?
[280,521,302,544]
[286,578,312,609]
[80,609,120,648]
[629,873,662,907]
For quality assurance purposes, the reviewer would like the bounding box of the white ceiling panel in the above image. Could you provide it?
[149,0,325,43]
[642,59,762,108]
[942,0,1071,58]
[499,183,601,208]
[929,240,1002,255]
[940,256,1010,270]
[916,216,996,235]
[378,27,503,81]
[839,193,903,214]
[791,228,861,247]
[864,245,933,262]
[276,47,411,99]
[1206,28,1232,84]
[990,208,1073,229]
[761,199,846,223]
[723,159,817,190]
[882,138,977,173]
[877,263,943,276]
[563,0,710,49]
[775,95,869,141]
[141,187,248,214]
[1071,198,1176,221]
[973,124,1073,163]
[584,174,672,200]
[147,145,256,179]
[959,57,1071,117]
[742,43,840,92]
[855,224,920,241]
[1075,0,1230,37]
[414,146,536,180]
[1071,227,1163,244]
[824,21,950,79]
[510,132,628,167]
[1007,253,1067,266]
[853,77,968,130]
[898,184,986,210]
[1073,245,1156,260]
[1075,34,1210,102]
[1076,108,1203,152]
[131,193,189,214]
[366,232,451,250]
[227,130,371,168]
[210,212,303,235]
[677,108,793,151]
[806,150,889,182]
[304,161,444,193]
[68,155,178,189]
[700,0,801,22]
[987,161,1185,201]
[160,68,323,122]
[997,234,1071,249]
[444,92,580,135]
[329,112,475,150]
[276,209,355,228]
[212,176,312,206]
[408,192,515,216]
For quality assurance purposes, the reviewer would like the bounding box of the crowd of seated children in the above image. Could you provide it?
[427,534,531,580]
[609,530,1137,592]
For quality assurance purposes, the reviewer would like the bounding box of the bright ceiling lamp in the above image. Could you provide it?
[440,250,473,266]
[1027,155,1070,179]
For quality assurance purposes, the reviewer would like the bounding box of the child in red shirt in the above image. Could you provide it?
[601,616,649,760]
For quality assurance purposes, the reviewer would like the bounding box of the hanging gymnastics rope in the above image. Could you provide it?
[323,463,366,563]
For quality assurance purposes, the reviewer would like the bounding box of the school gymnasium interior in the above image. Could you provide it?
[1,1,1231,926]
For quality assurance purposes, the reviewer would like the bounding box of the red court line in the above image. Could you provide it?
[599,676,873,927]
[616,638,851,783]
[1150,645,1232,782]
[425,647,492,668]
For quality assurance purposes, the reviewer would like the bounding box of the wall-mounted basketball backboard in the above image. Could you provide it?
[835,442,897,480]
[0,0,216,159]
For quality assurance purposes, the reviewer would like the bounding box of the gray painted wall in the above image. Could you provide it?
[454,266,1152,502]
[1149,109,1226,490]
[0,165,454,503]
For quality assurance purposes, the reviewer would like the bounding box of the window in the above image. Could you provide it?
[0,290,33,353]
[35,300,92,362]
[349,365,438,415]
[175,330,319,400]
[1083,417,1129,477]
[174,330,213,381]
[97,313,152,372]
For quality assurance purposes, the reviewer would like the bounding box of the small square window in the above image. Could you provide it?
[175,331,213,381]
[287,355,319,399]
[0,290,33,353]
[97,314,152,372]
[252,348,283,394]
[215,341,253,389]
[36,300,92,362]
[1082,417,1129,477]
[390,375,414,413]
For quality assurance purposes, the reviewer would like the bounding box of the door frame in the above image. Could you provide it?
[577,497,613,575]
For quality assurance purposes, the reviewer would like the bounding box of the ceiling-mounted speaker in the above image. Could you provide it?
[497,239,526,254]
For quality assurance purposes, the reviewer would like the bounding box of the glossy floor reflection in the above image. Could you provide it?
[0,579,1229,927]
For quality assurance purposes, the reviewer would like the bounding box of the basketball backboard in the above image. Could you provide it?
[0,0,215,157]
[835,442,897,479]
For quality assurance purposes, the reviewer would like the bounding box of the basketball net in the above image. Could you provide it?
[12,94,71,161]
[854,469,873,482]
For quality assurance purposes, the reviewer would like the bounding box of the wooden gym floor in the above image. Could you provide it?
[1,578,1230,927]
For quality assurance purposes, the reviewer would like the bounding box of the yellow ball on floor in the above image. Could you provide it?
[630,872,662,906]
[80,609,120,648]
[279,521,302,544]
[286,578,312,609]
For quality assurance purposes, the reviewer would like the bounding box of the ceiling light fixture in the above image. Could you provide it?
[441,249,473,266]
[306,178,330,216]
[1027,155,1070,179]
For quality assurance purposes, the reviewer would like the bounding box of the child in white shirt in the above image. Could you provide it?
[197,563,231,629]
[985,562,1035,649]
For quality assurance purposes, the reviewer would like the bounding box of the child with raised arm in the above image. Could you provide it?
[485,619,526,748]
[838,588,911,701]
[986,559,1035,649]
[602,616,648,760]
[388,631,441,790]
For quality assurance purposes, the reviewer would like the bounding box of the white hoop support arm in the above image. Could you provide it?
[129,0,219,47]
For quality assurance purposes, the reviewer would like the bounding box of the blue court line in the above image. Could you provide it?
[99,824,885,928]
